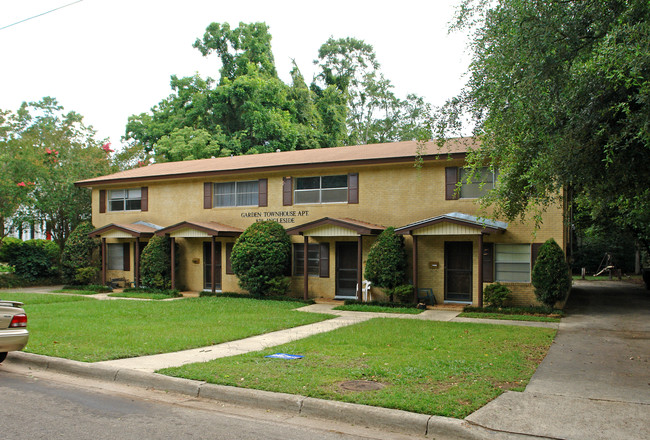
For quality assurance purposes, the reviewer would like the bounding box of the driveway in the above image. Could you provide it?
[467,281,650,440]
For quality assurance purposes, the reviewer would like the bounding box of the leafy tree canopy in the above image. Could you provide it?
[125,22,432,161]
[0,98,114,249]
[439,0,650,255]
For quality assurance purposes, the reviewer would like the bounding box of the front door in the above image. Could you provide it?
[445,241,473,302]
[336,242,358,298]
[203,241,222,291]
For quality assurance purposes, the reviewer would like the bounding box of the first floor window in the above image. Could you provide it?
[293,243,329,277]
[295,175,348,204]
[294,244,320,276]
[495,243,531,282]
[109,188,141,211]
[459,167,497,199]
[107,243,125,270]
[214,181,259,207]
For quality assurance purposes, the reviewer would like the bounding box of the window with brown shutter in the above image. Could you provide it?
[99,190,106,213]
[258,179,268,207]
[348,173,359,204]
[482,242,494,283]
[283,177,293,206]
[140,187,148,212]
[445,167,459,200]
[204,182,212,209]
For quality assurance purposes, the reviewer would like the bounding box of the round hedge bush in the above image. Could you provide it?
[230,221,291,296]
[140,236,175,290]
[61,222,99,283]
[364,227,408,301]
[531,238,572,308]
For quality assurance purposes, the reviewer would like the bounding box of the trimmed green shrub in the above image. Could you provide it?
[74,267,99,285]
[3,240,58,281]
[140,236,175,290]
[531,238,572,307]
[0,237,22,262]
[230,221,291,296]
[61,222,99,283]
[364,227,408,301]
[394,284,415,303]
[483,282,511,308]
[266,276,291,296]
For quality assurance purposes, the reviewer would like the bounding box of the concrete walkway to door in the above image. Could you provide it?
[467,281,650,440]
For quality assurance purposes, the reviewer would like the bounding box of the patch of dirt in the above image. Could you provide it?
[492,380,524,390]
[338,380,386,391]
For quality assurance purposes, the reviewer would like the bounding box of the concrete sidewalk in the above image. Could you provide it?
[467,282,650,440]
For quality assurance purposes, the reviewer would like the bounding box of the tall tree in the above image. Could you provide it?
[126,22,348,160]
[1,98,113,249]
[439,0,650,255]
[314,37,433,145]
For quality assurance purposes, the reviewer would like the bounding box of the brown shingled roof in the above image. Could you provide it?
[75,138,478,187]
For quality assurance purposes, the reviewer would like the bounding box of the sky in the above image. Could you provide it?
[1,0,471,150]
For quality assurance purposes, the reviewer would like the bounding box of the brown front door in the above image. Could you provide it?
[336,242,358,298]
[203,242,222,290]
[445,241,473,302]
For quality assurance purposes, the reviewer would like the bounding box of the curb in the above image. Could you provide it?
[8,351,490,439]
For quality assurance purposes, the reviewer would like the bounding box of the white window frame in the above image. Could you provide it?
[107,243,124,270]
[213,181,259,207]
[294,175,348,204]
[459,167,498,199]
[109,189,142,212]
[495,243,531,283]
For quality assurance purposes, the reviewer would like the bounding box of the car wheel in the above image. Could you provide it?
[0,352,6,363]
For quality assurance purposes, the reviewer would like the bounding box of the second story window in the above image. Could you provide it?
[459,167,498,199]
[109,189,141,211]
[214,181,259,207]
[295,175,348,204]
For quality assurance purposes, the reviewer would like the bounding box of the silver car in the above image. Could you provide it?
[0,300,29,363]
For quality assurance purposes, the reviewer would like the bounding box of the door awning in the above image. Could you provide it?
[286,217,385,237]
[155,221,243,238]
[395,212,507,236]
[89,221,162,238]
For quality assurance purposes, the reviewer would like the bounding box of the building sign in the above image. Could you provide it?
[241,210,310,224]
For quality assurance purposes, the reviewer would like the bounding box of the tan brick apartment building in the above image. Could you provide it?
[75,139,568,307]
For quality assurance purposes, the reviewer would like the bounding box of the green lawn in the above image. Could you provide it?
[457,312,560,322]
[7,293,333,362]
[108,292,180,300]
[52,289,102,295]
[159,318,556,418]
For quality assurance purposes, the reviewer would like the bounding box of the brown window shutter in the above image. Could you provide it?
[225,243,234,274]
[99,190,106,213]
[283,177,293,206]
[123,243,130,271]
[319,243,329,278]
[531,243,543,268]
[482,242,494,283]
[445,167,459,200]
[140,187,148,211]
[292,243,302,276]
[204,182,212,209]
[258,179,268,207]
[348,173,359,204]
